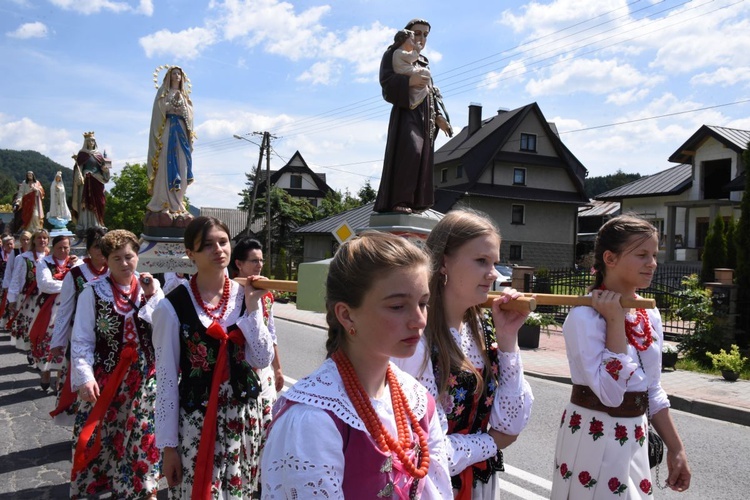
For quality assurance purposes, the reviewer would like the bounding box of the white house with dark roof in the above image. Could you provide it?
[433,102,590,268]
[254,150,333,207]
[596,125,748,262]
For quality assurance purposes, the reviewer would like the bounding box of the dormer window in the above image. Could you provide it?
[290,174,302,189]
[520,133,537,152]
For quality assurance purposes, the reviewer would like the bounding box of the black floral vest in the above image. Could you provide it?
[167,284,260,414]
[433,310,505,490]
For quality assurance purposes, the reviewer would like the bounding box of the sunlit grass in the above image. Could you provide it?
[675,357,750,380]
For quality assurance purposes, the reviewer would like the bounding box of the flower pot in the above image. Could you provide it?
[518,324,541,349]
[721,370,740,382]
[662,352,678,370]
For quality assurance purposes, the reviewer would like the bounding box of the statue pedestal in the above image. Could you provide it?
[137,233,195,275]
[296,212,440,312]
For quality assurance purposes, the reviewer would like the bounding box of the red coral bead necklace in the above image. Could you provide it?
[190,273,231,320]
[331,349,430,479]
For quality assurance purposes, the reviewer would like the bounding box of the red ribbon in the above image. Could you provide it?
[29,293,58,354]
[191,321,245,500]
[50,361,76,418]
[72,344,138,474]
[0,289,7,319]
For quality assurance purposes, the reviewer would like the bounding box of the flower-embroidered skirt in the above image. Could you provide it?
[551,403,653,499]
[70,356,161,499]
[11,294,39,352]
[52,355,79,427]
[258,366,276,439]
[169,381,264,499]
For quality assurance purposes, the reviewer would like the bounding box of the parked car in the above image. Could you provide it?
[492,264,513,291]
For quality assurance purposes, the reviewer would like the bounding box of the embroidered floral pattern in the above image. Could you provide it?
[588,417,604,441]
[559,463,572,480]
[186,333,215,377]
[639,478,652,494]
[568,411,582,433]
[608,477,627,495]
[635,424,646,446]
[604,358,623,381]
[579,471,597,489]
[614,423,628,445]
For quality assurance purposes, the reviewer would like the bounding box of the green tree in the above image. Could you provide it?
[737,143,750,340]
[316,189,361,219]
[0,173,17,205]
[585,169,642,198]
[701,214,727,282]
[725,217,737,270]
[357,180,377,204]
[104,163,150,235]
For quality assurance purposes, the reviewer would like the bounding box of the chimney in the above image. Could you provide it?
[497,107,509,115]
[468,103,482,136]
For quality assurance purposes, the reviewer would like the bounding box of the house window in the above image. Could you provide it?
[456,165,463,179]
[308,198,318,207]
[520,133,537,152]
[511,204,525,225]
[509,244,522,260]
[513,168,526,185]
[290,174,302,189]
[441,168,448,183]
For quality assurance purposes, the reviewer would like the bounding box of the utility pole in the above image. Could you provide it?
[234,131,275,272]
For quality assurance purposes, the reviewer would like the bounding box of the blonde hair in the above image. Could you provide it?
[325,231,429,357]
[425,209,501,395]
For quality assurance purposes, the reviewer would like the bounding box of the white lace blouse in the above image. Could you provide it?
[152,281,274,449]
[70,278,164,391]
[562,304,670,416]
[261,359,452,499]
[50,263,109,350]
[393,323,534,476]
[1,249,16,289]
[7,251,44,303]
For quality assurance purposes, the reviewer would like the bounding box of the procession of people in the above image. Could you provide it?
[0,15,693,500]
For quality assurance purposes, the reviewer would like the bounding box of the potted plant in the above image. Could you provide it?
[518,312,558,349]
[661,344,679,371]
[707,345,747,381]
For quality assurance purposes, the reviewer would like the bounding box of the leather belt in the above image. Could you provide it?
[570,384,647,418]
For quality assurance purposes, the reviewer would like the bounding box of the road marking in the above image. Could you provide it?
[503,464,553,491]
[281,375,297,392]
[498,481,549,500]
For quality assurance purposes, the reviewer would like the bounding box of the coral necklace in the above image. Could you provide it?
[84,257,108,276]
[109,276,139,313]
[190,274,231,320]
[599,286,653,351]
[331,350,430,479]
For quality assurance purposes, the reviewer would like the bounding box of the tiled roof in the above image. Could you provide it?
[294,202,443,235]
[595,163,692,200]
[199,207,256,238]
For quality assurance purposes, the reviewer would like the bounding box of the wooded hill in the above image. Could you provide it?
[0,149,73,206]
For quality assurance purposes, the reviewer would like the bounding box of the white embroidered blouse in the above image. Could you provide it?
[50,262,109,350]
[562,304,670,416]
[261,358,452,499]
[7,251,44,303]
[152,281,274,449]
[393,323,534,476]
[70,277,164,391]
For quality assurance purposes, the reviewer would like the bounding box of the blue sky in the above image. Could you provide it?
[2,0,749,209]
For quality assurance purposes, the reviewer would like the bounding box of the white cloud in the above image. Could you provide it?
[6,22,48,39]
[691,67,750,87]
[298,61,339,85]
[606,88,650,106]
[499,0,625,35]
[139,27,217,60]
[526,57,652,96]
[49,0,153,15]
[481,60,526,90]
[0,115,78,167]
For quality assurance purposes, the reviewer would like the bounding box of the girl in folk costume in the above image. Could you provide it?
[551,215,691,499]
[30,235,78,391]
[153,216,273,499]
[393,209,534,499]
[7,229,49,356]
[0,234,18,322]
[49,227,108,426]
[262,232,452,499]
[69,230,162,499]
[231,237,284,433]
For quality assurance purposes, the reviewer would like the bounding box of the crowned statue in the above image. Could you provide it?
[72,131,111,234]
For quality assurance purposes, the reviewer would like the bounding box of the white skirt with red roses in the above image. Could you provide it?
[551,402,654,499]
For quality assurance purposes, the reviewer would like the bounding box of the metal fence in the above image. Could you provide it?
[529,264,702,340]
